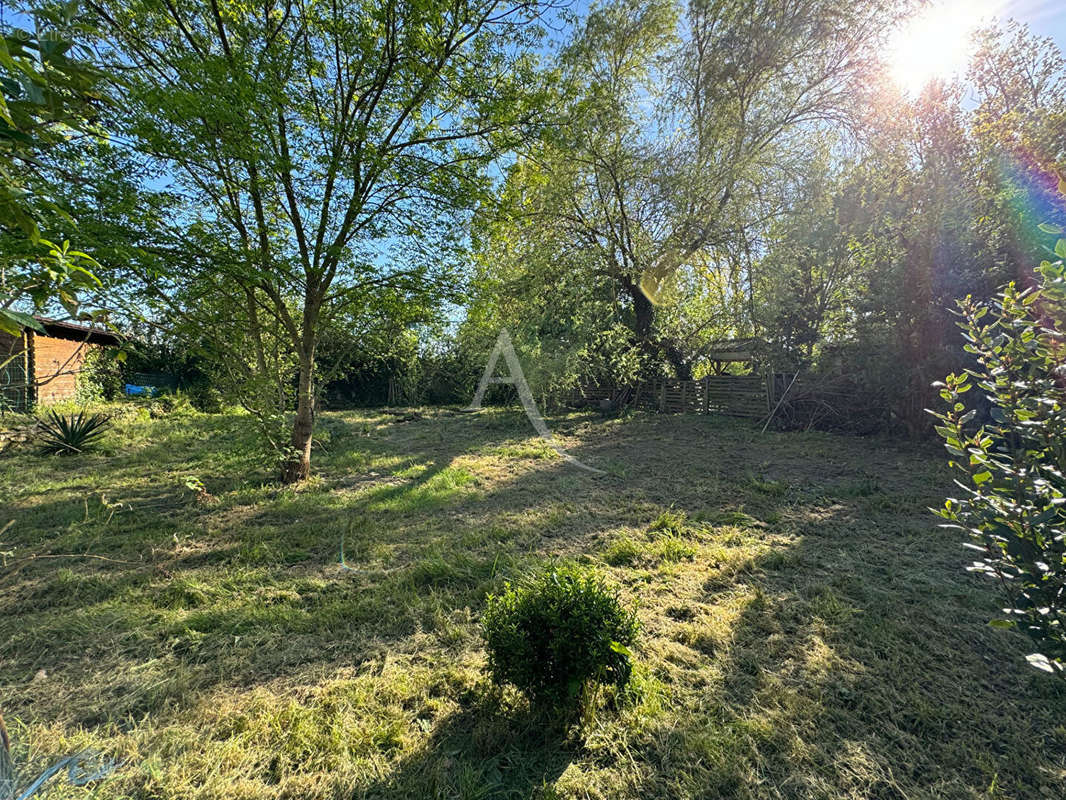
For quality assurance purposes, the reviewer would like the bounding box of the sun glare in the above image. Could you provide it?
[887,0,1002,95]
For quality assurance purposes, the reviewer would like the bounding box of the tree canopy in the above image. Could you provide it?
[83,0,556,479]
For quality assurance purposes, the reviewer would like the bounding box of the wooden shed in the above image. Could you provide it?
[0,318,120,410]
[702,337,764,368]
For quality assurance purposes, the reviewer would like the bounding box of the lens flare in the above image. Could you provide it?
[887,0,1002,94]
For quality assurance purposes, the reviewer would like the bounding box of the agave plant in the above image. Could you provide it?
[35,410,111,455]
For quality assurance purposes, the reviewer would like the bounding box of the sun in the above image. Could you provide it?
[886,0,1002,95]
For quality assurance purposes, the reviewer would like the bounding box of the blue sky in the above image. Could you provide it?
[1006,0,1066,48]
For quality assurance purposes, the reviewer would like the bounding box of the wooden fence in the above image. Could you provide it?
[574,374,773,419]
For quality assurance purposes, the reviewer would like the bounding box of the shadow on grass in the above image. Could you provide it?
[356,689,574,799]
[625,499,1066,799]
[1,408,603,721]
[6,407,1065,798]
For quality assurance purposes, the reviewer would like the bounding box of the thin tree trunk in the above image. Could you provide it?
[282,349,315,483]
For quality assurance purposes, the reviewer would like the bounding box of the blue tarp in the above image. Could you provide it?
[124,384,160,397]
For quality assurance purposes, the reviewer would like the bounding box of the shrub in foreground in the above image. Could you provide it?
[482,565,639,707]
[931,255,1066,677]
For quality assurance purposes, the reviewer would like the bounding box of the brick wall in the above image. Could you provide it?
[32,333,94,404]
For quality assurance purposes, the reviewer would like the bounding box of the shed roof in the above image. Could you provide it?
[702,337,763,362]
[33,317,122,347]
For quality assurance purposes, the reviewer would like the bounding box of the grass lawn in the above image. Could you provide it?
[1,405,1064,799]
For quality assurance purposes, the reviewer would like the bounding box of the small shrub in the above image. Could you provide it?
[35,410,110,454]
[146,392,196,418]
[183,476,215,505]
[603,535,641,566]
[930,255,1066,677]
[657,536,696,563]
[186,384,223,413]
[646,510,698,562]
[76,347,124,402]
[648,509,687,537]
[482,565,639,707]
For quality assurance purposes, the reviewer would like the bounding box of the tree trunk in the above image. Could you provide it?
[281,347,315,484]
[661,340,693,381]
[625,274,692,380]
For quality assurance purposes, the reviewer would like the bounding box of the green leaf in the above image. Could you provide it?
[1055,239,1066,260]
[0,309,46,334]
[1038,222,1065,235]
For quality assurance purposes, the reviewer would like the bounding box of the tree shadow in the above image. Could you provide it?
[1,407,596,725]
[621,489,1066,798]
[11,406,1060,797]
[356,687,575,799]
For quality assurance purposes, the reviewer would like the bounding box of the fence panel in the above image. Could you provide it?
[574,374,770,419]
[0,349,29,411]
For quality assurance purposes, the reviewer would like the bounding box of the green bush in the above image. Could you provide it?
[76,347,124,402]
[930,253,1066,677]
[482,565,639,707]
[648,509,687,536]
[145,391,198,418]
[186,383,224,413]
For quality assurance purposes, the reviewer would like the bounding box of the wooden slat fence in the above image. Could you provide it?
[574,374,772,419]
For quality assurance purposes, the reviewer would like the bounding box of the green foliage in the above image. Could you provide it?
[35,409,111,454]
[0,5,110,333]
[76,345,123,402]
[648,509,688,537]
[930,256,1066,676]
[185,384,223,414]
[470,0,889,383]
[482,565,640,707]
[143,392,197,418]
[0,3,107,240]
[755,26,1066,436]
[602,535,642,567]
[317,322,478,408]
[87,0,551,481]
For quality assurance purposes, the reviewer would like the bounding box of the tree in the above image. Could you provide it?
[751,64,1052,434]
[475,0,901,379]
[969,20,1066,273]
[1,2,109,337]
[839,81,998,433]
[756,144,854,369]
[89,0,553,481]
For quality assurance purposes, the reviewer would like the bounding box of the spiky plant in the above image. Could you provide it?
[35,410,111,455]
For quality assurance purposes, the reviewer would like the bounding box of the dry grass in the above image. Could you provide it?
[0,404,1064,799]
